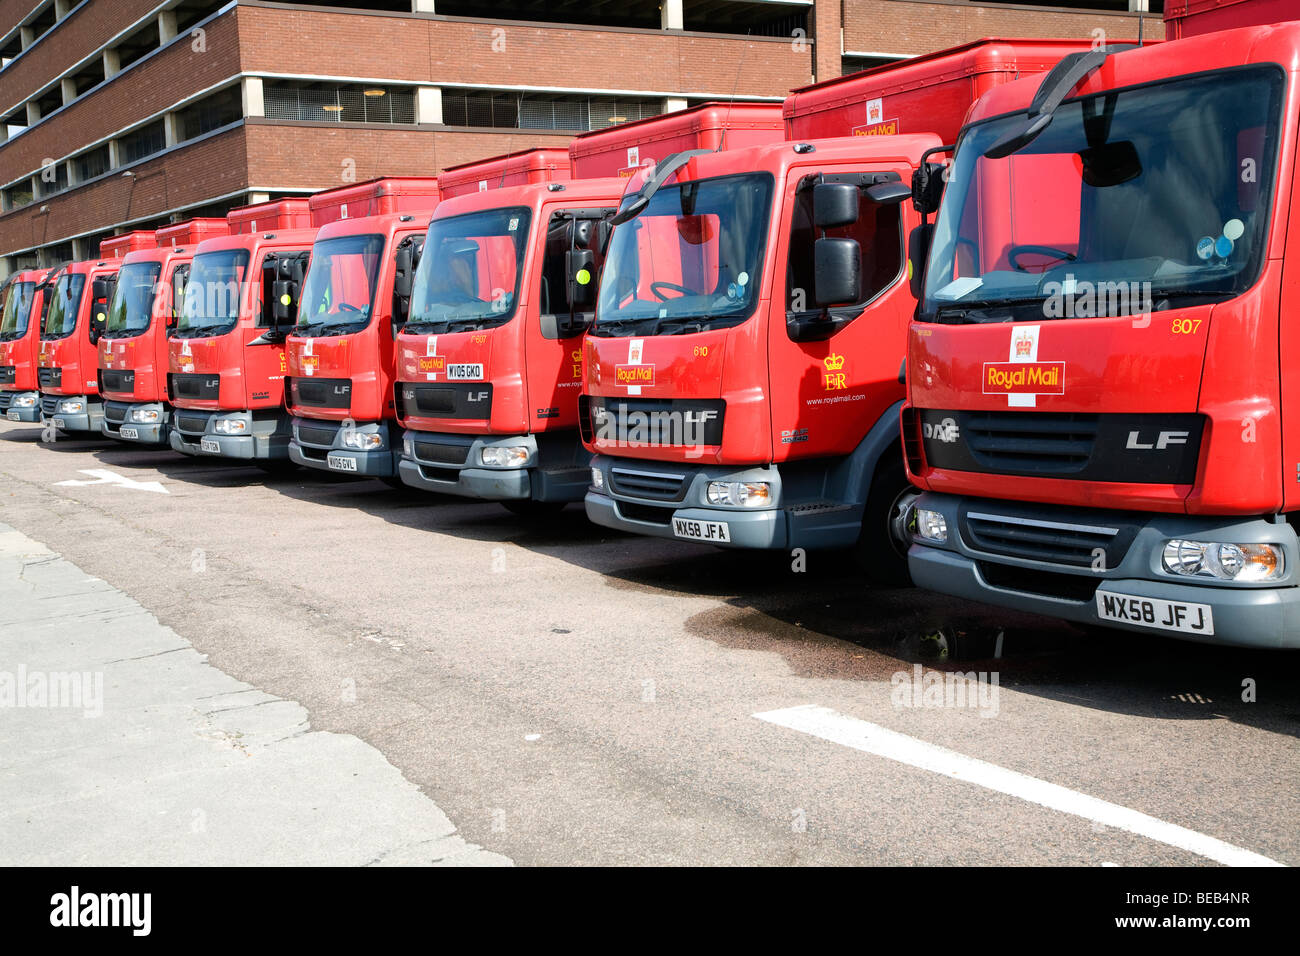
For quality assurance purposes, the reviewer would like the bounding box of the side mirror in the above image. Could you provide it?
[813,182,860,230]
[866,181,913,205]
[908,224,934,300]
[271,278,297,325]
[572,219,594,251]
[89,309,107,344]
[814,238,862,306]
[92,277,113,304]
[393,244,414,299]
[597,219,614,256]
[566,248,597,314]
[911,162,947,216]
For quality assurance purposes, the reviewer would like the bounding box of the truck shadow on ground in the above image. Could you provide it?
[78,448,1300,738]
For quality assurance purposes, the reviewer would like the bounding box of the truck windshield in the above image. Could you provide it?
[592,173,773,337]
[406,207,530,333]
[296,234,385,335]
[42,274,86,340]
[177,249,249,337]
[105,261,163,337]
[0,281,36,341]
[920,66,1285,324]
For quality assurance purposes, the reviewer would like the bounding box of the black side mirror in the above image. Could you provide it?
[92,277,113,304]
[572,219,594,251]
[271,279,297,324]
[813,182,860,230]
[911,162,947,216]
[814,238,862,306]
[597,219,614,256]
[563,248,597,335]
[393,244,414,300]
[866,181,913,205]
[908,224,934,301]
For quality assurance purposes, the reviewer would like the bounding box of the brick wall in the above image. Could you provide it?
[0,126,247,255]
[843,0,1164,55]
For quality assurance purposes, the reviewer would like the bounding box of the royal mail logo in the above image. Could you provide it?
[823,352,848,390]
[417,355,445,373]
[853,119,899,136]
[865,97,884,124]
[301,354,320,376]
[983,362,1066,395]
[615,364,655,387]
[1014,331,1034,357]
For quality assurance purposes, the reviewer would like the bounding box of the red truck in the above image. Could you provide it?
[581,44,1092,581]
[284,178,441,478]
[36,234,151,433]
[392,147,631,513]
[166,199,321,464]
[0,267,54,423]
[100,218,230,444]
[903,17,1300,645]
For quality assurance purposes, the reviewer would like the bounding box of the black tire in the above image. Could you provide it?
[501,499,567,519]
[853,450,917,587]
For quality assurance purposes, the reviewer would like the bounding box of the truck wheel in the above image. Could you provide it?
[501,499,567,519]
[854,451,917,587]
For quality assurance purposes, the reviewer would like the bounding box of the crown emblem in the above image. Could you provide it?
[1014,334,1032,357]
[823,353,846,372]
[572,350,582,363]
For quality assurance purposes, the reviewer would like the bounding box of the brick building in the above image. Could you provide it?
[0,0,1159,275]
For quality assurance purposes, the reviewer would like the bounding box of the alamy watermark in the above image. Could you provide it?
[0,665,103,717]
[891,664,999,717]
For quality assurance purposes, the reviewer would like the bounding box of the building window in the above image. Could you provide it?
[120,120,167,164]
[176,85,243,141]
[73,145,112,183]
[3,181,33,210]
[264,82,416,124]
[442,91,661,132]
[35,162,68,198]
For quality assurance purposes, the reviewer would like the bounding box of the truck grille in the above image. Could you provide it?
[608,467,688,502]
[965,412,1098,473]
[296,422,339,447]
[0,393,12,410]
[38,367,61,388]
[103,401,131,425]
[960,503,1139,570]
[413,440,469,465]
[289,377,351,409]
[175,413,210,435]
[977,562,1099,602]
[0,366,15,385]
[170,373,219,400]
[40,395,59,415]
[101,369,135,393]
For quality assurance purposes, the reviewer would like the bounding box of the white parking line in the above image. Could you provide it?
[54,469,168,494]
[755,704,1282,867]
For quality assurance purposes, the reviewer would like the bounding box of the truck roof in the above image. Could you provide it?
[310,209,436,243]
[437,148,571,197]
[99,231,157,258]
[964,22,1298,127]
[429,176,627,220]
[307,177,441,227]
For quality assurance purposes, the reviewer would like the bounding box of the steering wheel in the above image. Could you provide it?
[651,281,694,302]
[1008,244,1076,272]
[337,302,362,313]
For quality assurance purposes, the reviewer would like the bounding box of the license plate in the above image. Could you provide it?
[673,517,731,542]
[5,410,18,421]
[119,426,138,439]
[326,454,358,472]
[51,417,65,429]
[1096,590,1214,636]
[200,437,220,454]
[447,363,485,381]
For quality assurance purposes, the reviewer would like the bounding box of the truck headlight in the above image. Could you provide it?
[403,435,413,458]
[131,408,161,423]
[481,445,528,467]
[213,418,247,435]
[915,508,948,543]
[13,394,36,408]
[342,430,384,451]
[706,480,772,507]
[1162,539,1283,582]
[590,466,604,489]
[57,399,84,414]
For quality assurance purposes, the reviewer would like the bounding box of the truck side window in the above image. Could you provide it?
[257,255,277,327]
[538,208,614,340]
[170,265,190,321]
[786,184,902,335]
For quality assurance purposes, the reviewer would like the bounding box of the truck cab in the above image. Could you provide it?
[285,177,441,478]
[0,268,53,423]
[37,253,126,433]
[167,200,320,462]
[394,149,625,513]
[904,21,1300,646]
[100,218,229,444]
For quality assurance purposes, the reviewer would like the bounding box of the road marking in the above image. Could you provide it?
[54,469,168,495]
[754,704,1282,867]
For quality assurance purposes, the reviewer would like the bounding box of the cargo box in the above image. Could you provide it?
[307,177,442,227]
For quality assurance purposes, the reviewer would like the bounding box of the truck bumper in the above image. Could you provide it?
[398,429,590,502]
[907,492,1300,649]
[102,400,169,444]
[584,454,873,550]
[40,394,102,433]
[289,417,398,476]
[1,390,41,422]
[169,408,291,460]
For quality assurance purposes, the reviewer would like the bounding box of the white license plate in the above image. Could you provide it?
[5,409,18,421]
[51,417,65,428]
[1096,590,1214,636]
[200,437,220,454]
[326,454,358,472]
[119,426,138,439]
[446,363,485,381]
[672,517,731,542]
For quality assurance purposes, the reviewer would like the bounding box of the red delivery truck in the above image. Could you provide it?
[284,178,441,478]
[581,42,1094,582]
[1164,0,1296,38]
[0,268,54,423]
[100,218,230,444]
[37,254,123,433]
[166,199,323,463]
[903,20,1300,645]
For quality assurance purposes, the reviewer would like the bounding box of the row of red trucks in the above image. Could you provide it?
[2,0,1296,648]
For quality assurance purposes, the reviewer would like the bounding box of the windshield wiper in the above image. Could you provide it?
[931,297,1048,324]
